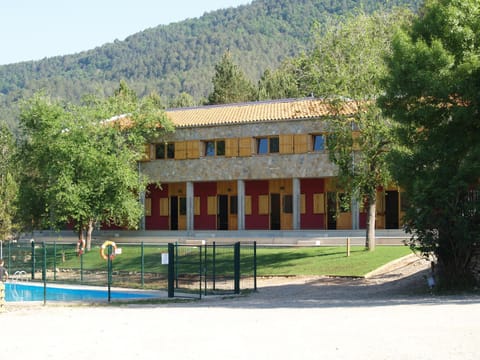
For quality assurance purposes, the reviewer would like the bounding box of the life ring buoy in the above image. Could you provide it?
[100,241,117,261]
[76,238,86,256]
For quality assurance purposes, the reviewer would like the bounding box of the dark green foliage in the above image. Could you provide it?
[0,0,421,127]
[381,0,480,288]
[207,52,256,104]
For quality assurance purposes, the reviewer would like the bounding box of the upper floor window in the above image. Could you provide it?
[257,136,279,154]
[312,134,326,151]
[204,140,225,157]
[156,142,175,159]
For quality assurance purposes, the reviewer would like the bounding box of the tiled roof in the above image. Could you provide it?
[165,98,358,128]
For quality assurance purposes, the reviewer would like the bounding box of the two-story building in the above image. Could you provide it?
[139,98,404,233]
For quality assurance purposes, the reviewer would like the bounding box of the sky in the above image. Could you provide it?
[0,0,252,65]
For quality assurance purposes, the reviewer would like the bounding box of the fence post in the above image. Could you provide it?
[347,237,351,257]
[253,241,257,291]
[213,241,216,291]
[80,250,84,284]
[141,242,145,288]
[107,245,112,302]
[31,240,35,280]
[42,242,47,305]
[204,243,207,296]
[167,243,174,298]
[234,242,240,294]
[53,241,57,281]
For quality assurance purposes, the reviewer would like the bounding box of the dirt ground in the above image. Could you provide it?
[2,254,480,360]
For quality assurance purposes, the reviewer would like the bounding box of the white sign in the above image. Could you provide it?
[161,253,169,265]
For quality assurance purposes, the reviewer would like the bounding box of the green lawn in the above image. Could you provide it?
[39,243,412,278]
[256,246,413,277]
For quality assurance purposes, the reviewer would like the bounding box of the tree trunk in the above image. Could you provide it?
[86,219,94,251]
[365,193,376,251]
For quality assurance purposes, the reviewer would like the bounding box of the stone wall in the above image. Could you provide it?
[141,152,337,183]
[143,117,337,183]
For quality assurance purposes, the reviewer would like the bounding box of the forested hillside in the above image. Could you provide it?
[0,0,421,128]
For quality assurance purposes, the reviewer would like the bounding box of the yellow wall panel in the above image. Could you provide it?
[225,138,239,157]
[159,198,169,216]
[294,134,309,153]
[280,134,294,154]
[186,140,200,159]
[174,141,186,160]
[207,196,217,215]
[238,137,253,157]
[258,195,269,215]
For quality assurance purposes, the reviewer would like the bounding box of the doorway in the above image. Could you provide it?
[385,191,399,229]
[217,195,229,230]
[170,196,178,230]
[270,193,281,230]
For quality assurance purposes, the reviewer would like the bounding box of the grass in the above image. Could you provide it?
[256,246,413,277]
[12,243,413,278]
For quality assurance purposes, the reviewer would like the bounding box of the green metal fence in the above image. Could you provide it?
[3,240,257,301]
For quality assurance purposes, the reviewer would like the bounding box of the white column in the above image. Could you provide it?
[237,179,245,230]
[293,178,301,230]
[186,181,194,231]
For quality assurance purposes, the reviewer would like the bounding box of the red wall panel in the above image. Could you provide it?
[245,180,269,230]
[145,183,169,230]
[300,178,326,229]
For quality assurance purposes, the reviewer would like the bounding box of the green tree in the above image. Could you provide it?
[296,11,411,249]
[381,0,480,287]
[0,125,18,240]
[17,85,173,250]
[207,51,256,105]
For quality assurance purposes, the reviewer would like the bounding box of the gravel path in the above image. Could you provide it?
[2,254,479,360]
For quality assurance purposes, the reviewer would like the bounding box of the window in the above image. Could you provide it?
[256,136,279,154]
[283,195,293,214]
[179,197,187,216]
[156,142,175,159]
[230,196,238,215]
[312,134,326,151]
[204,140,225,157]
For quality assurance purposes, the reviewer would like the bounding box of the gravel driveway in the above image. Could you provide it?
[2,254,479,360]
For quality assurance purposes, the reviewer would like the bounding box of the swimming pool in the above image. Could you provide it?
[4,282,160,302]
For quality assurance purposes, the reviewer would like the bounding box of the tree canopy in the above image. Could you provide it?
[17,84,173,249]
[207,52,256,105]
[0,124,18,240]
[0,0,422,129]
[381,0,480,287]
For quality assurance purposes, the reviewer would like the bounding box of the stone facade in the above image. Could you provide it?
[142,118,335,183]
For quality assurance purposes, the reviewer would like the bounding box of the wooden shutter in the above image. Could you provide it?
[194,196,200,215]
[159,198,169,216]
[280,134,294,154]
[300,194,306,214]
[258,195,269,215]
[313,193,325,214]
[144,198,152,216]
[225,138,239,157]
[174,141,186,160]
[238,137,253,157]
[141,144,152,161]
[207,196,217,215]
[186,140,200,159]
[245,195,252,215]
[294,134,309,153]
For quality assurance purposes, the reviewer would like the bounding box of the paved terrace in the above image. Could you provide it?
[23,229,410,246]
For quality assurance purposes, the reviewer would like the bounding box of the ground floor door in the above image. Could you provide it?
[170,196,178,230]
[385,191,399,229]
[217,195,229,230]
[270,193,281,230]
